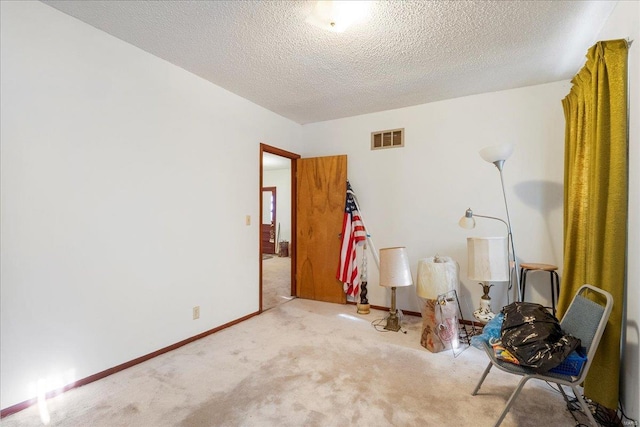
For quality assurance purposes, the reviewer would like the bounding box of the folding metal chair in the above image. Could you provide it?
[471,284,613,427]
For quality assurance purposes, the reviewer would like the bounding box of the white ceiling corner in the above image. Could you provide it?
[41,0,617,124]
[263,153,291,171]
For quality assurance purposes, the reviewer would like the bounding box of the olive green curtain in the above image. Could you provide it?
[559,39,628,410]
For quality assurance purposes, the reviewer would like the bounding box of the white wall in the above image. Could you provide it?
[0,1,302,409]
[301,81,568,319]
[3,0,637,417]
[298,3,640,414]
[595,0,640,420]
[263,168,292,245]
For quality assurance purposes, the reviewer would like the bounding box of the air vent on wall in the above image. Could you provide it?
[371,128,404,150]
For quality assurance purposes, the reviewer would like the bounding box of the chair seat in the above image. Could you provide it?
[472,284,613,427]
[479,340,580,382]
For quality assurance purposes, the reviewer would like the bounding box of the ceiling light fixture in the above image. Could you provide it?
[306,1,372,33]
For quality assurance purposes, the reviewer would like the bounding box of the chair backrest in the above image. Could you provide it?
[559,284,613,379]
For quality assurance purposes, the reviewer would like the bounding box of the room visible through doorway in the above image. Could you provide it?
[260,144,299,312]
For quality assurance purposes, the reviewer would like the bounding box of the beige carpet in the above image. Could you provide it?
[2,299,582,426]
[262,255,292,311]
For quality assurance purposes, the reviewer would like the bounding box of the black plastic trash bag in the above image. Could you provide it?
[500,302,581,372]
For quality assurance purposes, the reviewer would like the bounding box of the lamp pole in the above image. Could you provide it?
[491,159,521,302]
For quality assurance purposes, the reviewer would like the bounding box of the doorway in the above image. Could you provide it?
[260,144,300,312]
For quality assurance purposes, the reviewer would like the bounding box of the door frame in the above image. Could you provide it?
[259,143,300,313]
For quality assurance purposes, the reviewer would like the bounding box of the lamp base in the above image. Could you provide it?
[357,303,370,315]
[384,311,401,331]
[473,282,495,324]
[473,298,495,323]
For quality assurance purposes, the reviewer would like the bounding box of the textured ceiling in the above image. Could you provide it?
[42,1,616,124]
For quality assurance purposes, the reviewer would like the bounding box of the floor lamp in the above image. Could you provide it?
[459,143,521,302]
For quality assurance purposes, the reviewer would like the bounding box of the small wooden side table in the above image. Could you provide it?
[519,263,560,316]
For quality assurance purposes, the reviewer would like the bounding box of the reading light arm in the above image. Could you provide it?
[466,210,509,230]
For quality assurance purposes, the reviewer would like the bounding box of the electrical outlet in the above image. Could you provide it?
[193,306,200,320]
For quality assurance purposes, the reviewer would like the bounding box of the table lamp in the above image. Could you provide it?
[416,255,459,300]
[416,255,461,352]
[379,247,413,332]
[467,237,508,322]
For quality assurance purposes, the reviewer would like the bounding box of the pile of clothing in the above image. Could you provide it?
[471,302,581,373]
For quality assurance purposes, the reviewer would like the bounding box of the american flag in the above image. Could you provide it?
[337,181,367,297]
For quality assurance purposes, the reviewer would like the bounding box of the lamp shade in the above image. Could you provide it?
[458,208,476,229]
[479,144,513,164]
[467,237,509,282]
[379,247,413,288]
[416,256,459,299]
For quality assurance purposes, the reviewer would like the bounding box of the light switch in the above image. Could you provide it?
[245,215,251,226]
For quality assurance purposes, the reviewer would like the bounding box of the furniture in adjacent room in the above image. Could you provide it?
[261,186,277,254]
[471,284,613,427]
[519,262,560,316]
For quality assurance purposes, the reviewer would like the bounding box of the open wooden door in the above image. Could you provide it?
[296,155,347,304]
